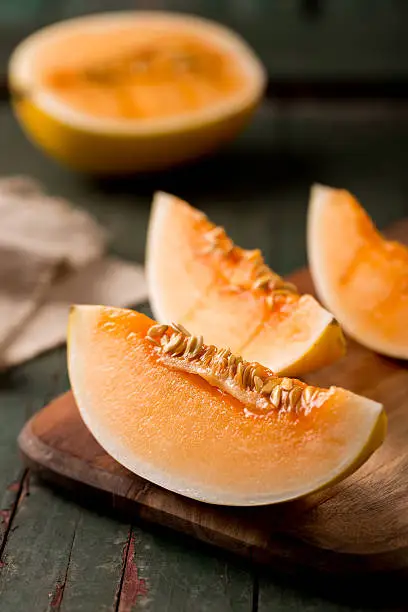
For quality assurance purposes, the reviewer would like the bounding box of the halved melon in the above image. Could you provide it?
[308,184,408,359]
[68,305,385,506]
[9,12,266,174]
[146,192,346,377]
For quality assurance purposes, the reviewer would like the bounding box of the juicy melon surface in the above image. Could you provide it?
[68,306,385,506]
[38,27,246,121]
[146,192,345,376]
[11,12,265,128]
[308,184,408,358]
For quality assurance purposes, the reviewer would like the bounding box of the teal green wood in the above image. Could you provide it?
[57,510,128,612]
[0,350,69,555]
[128,527,253,612]
[1,483,127,612]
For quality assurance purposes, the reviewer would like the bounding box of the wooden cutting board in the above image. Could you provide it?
[18,220,408,576]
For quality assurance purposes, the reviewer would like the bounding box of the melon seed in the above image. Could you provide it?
[261,379,279,394]
[147,323,310,415]
[303,386,315,404]
[289,387,302,410]
[235,361,244,387]
[281,377,293,392]
[270,385,282,408]
[190,335,204,359]
[163,333,184,354]
[147,324,168,338]
[171,322,191,336]
[253,376,264,393]
[184,335,197,358]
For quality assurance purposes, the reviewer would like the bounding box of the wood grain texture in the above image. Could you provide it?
[18,218,408,578]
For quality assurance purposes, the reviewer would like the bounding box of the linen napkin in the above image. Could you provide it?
[0,176,147,369]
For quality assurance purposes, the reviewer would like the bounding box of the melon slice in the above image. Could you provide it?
[9,12,266,174]
[68,305,385,506]
[308,184,408,359]
[146,192,346,377]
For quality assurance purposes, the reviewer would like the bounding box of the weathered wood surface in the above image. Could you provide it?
[17,219,408,581]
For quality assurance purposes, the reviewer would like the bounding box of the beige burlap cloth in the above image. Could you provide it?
[0,177,147,369]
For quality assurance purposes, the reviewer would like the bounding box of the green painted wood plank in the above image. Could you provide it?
[118,526,254,612]
[57,519,128,612]
[1,488,254,611]
[54,507,129,612]
[0,347,71,591]
[119,528,253,612]
[0,351,66,492]
[0,349,69,558]
[0,481,81,611]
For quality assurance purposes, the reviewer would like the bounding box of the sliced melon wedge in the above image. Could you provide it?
[68,305,385,506]
[308,184,408,359]
[146,191,346,376]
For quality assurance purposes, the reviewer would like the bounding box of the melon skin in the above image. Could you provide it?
[68,305,385,507]
[308,184,408,359]
[146,192,346,377]
[9,12,266,175]
[11,95,257,174]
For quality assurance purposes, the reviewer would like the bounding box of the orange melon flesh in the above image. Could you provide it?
[147,192,345,376]
[68,305,385,506]
[308,185,408,359]
[147,192,273,350]
[11,12,264,129]
[37,27,246,121]
[240,296,345,377]
[146,192,219,323]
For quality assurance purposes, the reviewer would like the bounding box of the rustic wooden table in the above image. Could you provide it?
[1,2,408,610]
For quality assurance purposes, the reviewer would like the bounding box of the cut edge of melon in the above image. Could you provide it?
[307,184,353,340]
[307,183,408,359]
[307,183,344,312]
[146,191,192,323]
[271,312,346,377]
[68,304,386,507]
[10,11,267,136]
